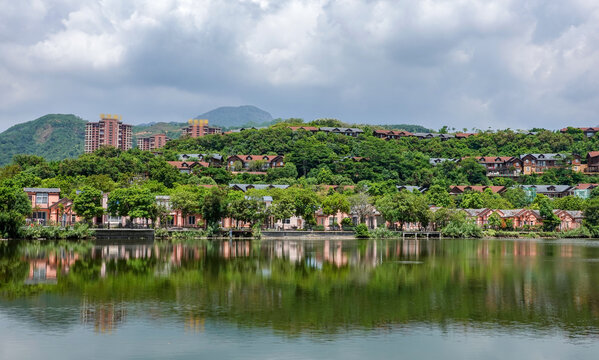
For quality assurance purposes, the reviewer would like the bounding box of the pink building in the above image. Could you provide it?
[85,114,132,153]
[137,134,169,151]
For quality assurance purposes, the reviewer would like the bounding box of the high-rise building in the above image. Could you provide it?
[183,119,222,138]
[85,114,132,153]
[137,134,169,151]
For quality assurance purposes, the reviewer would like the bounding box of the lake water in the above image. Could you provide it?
[1,238,599,359]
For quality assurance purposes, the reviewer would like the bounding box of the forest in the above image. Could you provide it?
[1,118,599,238]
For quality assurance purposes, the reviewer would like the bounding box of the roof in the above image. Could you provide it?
[519,153,570,160]
[319,127,364,133]
[374,129,414,136]
[167,161,208,168]
[397,185,428,193]
[179,153,223,161]
[228,155,283,161]
[24,187,61,193]
[462,208,489,217]
[455,133,477,137]
[520,185,573,193]
[429,158,458,165]
[472,156,518,164]
[228,184,290,192]
[575,183,599,190]
[587,151,599,158]
[449,185,506,193]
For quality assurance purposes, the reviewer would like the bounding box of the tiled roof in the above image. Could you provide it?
[450,185,506,193]
[24,187,61,193]
[520,185,573,193]
[587,151,599,158]
[228,184,290,192]
[228,155,283,161]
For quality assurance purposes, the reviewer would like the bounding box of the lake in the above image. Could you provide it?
[1,238,599,359]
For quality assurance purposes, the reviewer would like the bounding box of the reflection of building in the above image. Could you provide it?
[23,250,79,284]
[80,299,127,334]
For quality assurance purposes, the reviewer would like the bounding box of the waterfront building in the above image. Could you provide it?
[183,119,222,138]
[84,114,132,153]
[137,134,169,151]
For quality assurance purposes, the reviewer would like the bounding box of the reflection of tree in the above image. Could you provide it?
[2,239,599,338]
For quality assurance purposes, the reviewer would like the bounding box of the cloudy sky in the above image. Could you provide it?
[1,0,599,132]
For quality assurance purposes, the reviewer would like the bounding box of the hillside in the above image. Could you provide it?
[132,122,186,146]
[195,105,273,128]
[0,114,86,166]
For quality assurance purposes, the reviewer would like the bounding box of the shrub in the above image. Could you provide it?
[354,223,370,238]
[154,227,169,238]
[369,226,396,239]
[313,225,325,231]
[441,220,482,238]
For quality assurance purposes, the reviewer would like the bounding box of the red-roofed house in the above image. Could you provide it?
[560,127,599,137]
[586,151,599,173]
[465,156,522,177]
[373,130,414,140]
[455,133,477,139]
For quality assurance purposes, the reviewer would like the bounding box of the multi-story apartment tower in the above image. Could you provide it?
[85,114,132,153]
[137,134,169,151]
[183,119,222,138]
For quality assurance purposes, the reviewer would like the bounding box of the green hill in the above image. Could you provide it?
[0,114,86,166]
[195,105,273,128]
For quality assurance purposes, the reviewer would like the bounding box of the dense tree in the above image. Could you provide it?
[0,185,32,237]
[73,186,104,223]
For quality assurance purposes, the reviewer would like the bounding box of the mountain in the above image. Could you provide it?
[195,105,273,128]
[132,122,186,145]
[0,114,86,166]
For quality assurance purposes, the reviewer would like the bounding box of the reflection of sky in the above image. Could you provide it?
[0,310,597,360]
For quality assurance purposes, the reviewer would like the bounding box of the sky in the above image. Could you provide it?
[1,0,599,132]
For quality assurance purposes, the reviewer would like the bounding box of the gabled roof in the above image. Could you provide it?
[319,127,364,133]
[24,187,61,193]
[473,156,519,164]
[575,183,599,190]
[228,155,283,162]
[519,153,571,160]
[167,161,208,169]
[429,158,458,165]
[520,185,573,193]
[228,184,290,192]
[449,185,506,194]
[587,151,599,158]
[396,185,428,193]
[179,153,223,161]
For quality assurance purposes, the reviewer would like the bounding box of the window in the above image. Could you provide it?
[283,219,291,224]
[33,212,47,225]
[188,216,196,225]
[329,217,335,226]
[36,192,48,205]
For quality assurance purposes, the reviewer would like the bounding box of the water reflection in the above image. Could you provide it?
[1,238,599,339]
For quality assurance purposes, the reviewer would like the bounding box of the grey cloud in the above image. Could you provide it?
[1,0,599,132]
